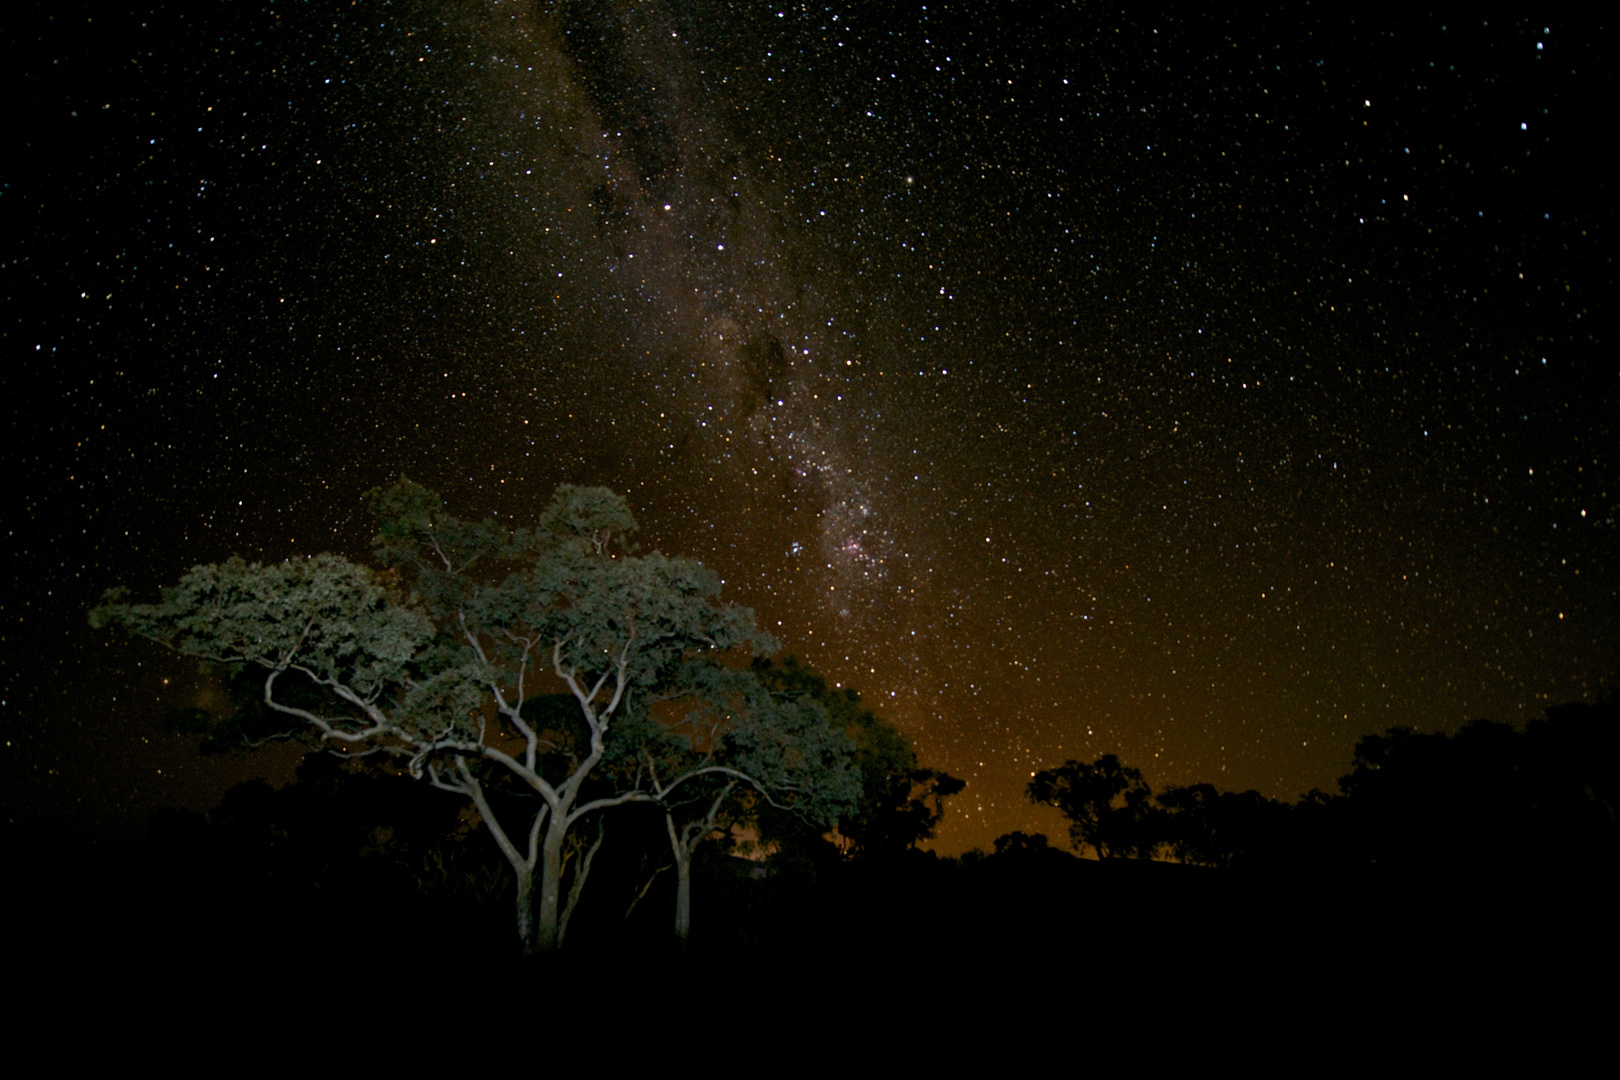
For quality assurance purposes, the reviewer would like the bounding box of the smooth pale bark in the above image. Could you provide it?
[454,765,541,951]
[534,821,567,952]
[472,778,641,951]
[557,825,604,946]
[469,793,598,953]
[664,781,734,944]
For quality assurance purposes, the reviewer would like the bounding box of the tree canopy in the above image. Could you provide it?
[751,655,964,860]
[93,479,859,951]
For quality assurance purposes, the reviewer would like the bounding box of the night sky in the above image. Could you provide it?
[8,2,1615,853]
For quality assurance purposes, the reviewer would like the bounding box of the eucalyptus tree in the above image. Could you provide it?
[751,656,964,860]
[93,480,858,952]
[632,667,859,942]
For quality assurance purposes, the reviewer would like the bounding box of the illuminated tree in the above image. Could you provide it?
[632,668,859,941]
[92,480,858,952]
[751,656,964,860]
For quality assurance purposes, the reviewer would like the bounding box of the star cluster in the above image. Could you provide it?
[8,3,1613,850]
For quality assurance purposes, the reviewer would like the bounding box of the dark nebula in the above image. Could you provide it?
[8,3,1614,852]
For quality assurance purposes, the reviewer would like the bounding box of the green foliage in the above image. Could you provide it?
[537,484,638,554]
[617,661,861,845]
[92,480,861,950]
[751,655,963,858]
[93,553,443,746]
[668,664,860,823]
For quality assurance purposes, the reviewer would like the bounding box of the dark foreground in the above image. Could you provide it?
[12,827,1612,1004]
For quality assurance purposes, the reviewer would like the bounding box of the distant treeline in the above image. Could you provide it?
[127,697,1610,952]
[1009,698,1617,874]
[19,694,1602,968]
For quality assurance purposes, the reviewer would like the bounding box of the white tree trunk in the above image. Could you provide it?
[532,821,567,951]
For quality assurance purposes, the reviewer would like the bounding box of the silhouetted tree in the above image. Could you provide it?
[1340,720,1531,869]
[93,481,858,952]
[141,753,508,951]
[1335,699,1619,872]
[1028,755,1163,859]
[1523,697,1619,860]
[992,830,1051,856]
[1158,783,1296,869]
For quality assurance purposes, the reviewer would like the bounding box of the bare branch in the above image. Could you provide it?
[585,667,613,710]
[509,634,540,769]
[454,758,527,875]
[426,531,455,573]
[282,663,393,727]
[463,613,540,763]
[558,821,606,945]
[676,780,738,853]
[426,760,471,796]
[525,798,547,872]
[261,668,388,744]
[657,765,804,815]
[553,641,600,736]
[603,632,637,721]
[566,788,657,826]
[624,862,670,922]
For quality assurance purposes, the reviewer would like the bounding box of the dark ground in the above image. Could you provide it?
[11,822,1610,1000]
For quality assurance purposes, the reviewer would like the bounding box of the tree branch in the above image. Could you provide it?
[426,531,455,573]
[566,788,657,826]
[261,667,389,744]
[623,862,670,922]
[454,758,529,876]
[558,821,606,946]
[463,613,540,766]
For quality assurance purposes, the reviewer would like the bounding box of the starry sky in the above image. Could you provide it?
[8,2,1615,852]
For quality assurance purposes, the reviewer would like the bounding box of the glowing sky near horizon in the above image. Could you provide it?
[10,3,1614,850]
